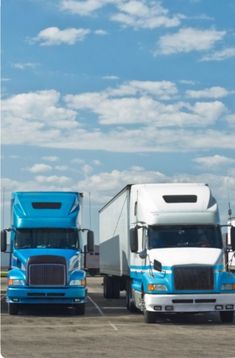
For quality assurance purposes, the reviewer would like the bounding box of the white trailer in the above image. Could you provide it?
[99,183,235,323]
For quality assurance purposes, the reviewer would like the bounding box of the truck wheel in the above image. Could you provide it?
[104,276,112,298]
[74,303,85,315]
[144,310,156,324]
[104,276,120,298]
[220,311,234,323]
[112,279,120,299]
[8,303,19,315]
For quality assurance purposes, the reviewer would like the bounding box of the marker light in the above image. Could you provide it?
[70,279,86,286]
[215,305,223,311]
[154,306,162,311]
[165,306,174,311]
[221,283,235,290]
[148,284,167,292]
[225,304,234,310]
[8,279,25,286]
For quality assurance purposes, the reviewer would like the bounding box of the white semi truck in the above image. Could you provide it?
[99,183,235,323]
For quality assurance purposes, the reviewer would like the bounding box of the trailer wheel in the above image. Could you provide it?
[103,276,112,298]
[112,279,120,299]
[220,311,234,323]
[103,276,120,298]
[144,310,156,324]
[74,303,85,315]
[8,303,19,315]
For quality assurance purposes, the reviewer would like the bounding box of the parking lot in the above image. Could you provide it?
[1,276,235,358]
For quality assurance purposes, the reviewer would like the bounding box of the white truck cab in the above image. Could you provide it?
[100,183,235,323]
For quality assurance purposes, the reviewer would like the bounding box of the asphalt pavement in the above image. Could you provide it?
[1,277,235,358]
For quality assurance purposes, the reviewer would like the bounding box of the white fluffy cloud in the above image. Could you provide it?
[193,155,235,168]
[2,89,77,122]
[225,114,235,127]
[111,0,182,29]
[1,82,234,153]
[186,86,229,99]
[35,175,71,184]
[60,0,112,16]
[12,62,39,70]
[156,28,226,55]
[31,27,91,46]
[27,163,52,173]
[42,156,59,162]
[76,166,168,203]
[201,47,235,62]
[65,87,226,126]
[2,90,79,140]
[60,0,183,29]
[54,165,69,171]
[106,80,178,98]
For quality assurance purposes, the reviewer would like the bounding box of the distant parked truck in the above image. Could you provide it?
[99,183,235,323]
[227,218,235,272]
[1,191,94,315]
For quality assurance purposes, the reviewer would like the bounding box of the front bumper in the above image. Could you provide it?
[144,293,235,313]
[7,286,87,305]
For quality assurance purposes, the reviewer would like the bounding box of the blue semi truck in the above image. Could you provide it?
[1,191,94,315]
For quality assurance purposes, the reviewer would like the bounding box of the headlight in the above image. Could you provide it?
[8,278,25,286]
[148,284,168,292]
[221,283,235,290]
[69,279,86,286]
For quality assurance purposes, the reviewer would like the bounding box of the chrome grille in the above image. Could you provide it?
[27,255,66,286]
[174,266,214,290]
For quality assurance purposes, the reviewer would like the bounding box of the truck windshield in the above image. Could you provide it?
[148,226,222,249]
[15,228,79,249]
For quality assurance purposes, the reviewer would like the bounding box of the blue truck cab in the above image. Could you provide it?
[1,191,94,315]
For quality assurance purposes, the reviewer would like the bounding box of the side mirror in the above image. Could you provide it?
[153,259,162,272]
[130,227,138,253]
[87,230,94,253]
[231,227,235,251]
[1,230,7,252]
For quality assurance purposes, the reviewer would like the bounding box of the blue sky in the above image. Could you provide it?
[1,0,235,236]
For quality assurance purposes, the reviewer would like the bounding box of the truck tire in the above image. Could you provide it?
[112,278,120,298]
[220,311,234,323]
[74,303,85,315]
[8,303,19,315]
[144,310,156,323]
[103,276,120,298]
[104,276,113,298]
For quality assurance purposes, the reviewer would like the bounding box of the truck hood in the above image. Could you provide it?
[148,247,223,268]
[12,248,80,272]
